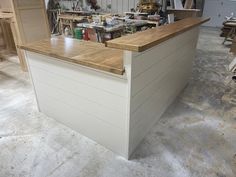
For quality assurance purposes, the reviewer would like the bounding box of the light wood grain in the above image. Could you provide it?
[21,37,124,75]
[106,17,209,52]
[0,19,16,53]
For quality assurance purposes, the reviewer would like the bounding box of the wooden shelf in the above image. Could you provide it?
[106,17,210,52]
[20,36,124,75]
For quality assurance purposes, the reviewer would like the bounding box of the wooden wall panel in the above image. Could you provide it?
[17,9,50,43]
[0,0,13,12]
[12,0,50,45]
[14,0,43,8]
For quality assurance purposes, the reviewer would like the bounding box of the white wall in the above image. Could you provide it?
[97,0,140,13]
[203,0,236,27]
[57,0,161,14]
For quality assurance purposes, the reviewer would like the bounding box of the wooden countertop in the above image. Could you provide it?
[106,17,210,52]
[20,37,124,75]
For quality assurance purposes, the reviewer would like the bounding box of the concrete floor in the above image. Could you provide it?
[0,28,236,177]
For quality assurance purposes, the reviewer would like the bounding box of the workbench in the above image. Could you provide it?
[21,17,209,159]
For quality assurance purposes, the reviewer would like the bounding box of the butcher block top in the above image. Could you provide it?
[106,17,210,52]
[20,37,124,75]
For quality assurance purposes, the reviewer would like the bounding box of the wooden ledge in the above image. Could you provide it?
[20,37,124,75]
[105,17,210,52]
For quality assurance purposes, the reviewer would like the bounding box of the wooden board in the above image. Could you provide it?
[0,19,16,53]
[12,0,50,44]
[106,17,209,52]
[20,36,124,75]
[167,9,200,20]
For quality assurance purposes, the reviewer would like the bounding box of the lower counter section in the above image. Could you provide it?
[26,27,199,159]
[26,52,130,158]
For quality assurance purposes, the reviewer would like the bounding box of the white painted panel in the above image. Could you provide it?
[34,81,127,129]
[131,49,195,126]
[130,37,197,113]
[27,52,128,98]
[29,63,127,113]
[26,52,130,158]
[36,92,128,157]
[129,50,194,154]
[127,28,199,156]
[131,38,197,97]
[132,28,199,78]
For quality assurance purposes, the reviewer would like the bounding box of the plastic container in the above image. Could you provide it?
[74,28,83,40]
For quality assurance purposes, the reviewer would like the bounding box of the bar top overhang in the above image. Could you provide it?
[105,17,210,52]
[20,37,124,75]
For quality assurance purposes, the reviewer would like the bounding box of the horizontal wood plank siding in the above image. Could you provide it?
[127,27,199,155]
[132,28,199,78]
[130,31,198,114]
[26,52,129,157]
[27,52,128,98]
[36,92,127,157]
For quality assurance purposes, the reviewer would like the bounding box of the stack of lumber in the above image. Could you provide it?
[221,21,236,38]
